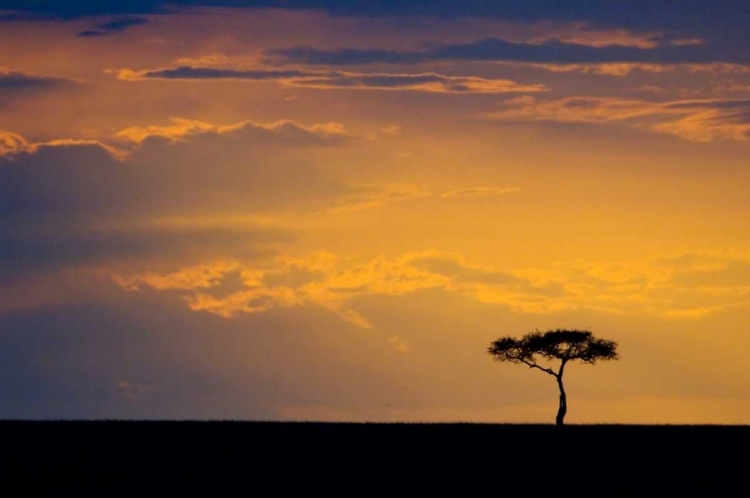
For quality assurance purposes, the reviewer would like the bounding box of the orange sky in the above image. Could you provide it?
[1,5,749,423]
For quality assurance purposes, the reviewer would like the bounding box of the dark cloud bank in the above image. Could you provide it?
[77,16,147,37]
[0,0,745,29]
[0,122,349,281]
[0,69,76,89]
[265,37,750,67]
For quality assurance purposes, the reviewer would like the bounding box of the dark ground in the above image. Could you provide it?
[1,421,746,495]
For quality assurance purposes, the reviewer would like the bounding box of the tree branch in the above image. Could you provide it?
[520,359,557,377]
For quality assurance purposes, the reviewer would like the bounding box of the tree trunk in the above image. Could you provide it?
[555,376,567,426]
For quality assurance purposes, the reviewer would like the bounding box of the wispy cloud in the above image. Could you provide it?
[441,187,520,198]
[101,247,750,334]
[325,184,520,213]
[264,36,745,67]
[0,67,77,89]
[489,96,750,143]
[77,16,147,37]
[109,66,547,93]
[117,117,349,145]
[329,185,430,213]
[287,72,546,94]
[111,66,548,94]
[112,250,568,320]
[507,61,750,76]
[0,131,124,158]
[113,67,310,81]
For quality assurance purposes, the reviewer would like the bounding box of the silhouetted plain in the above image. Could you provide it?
[0,421,745,494]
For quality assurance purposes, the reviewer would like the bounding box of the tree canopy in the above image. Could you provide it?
[488,329,618,369]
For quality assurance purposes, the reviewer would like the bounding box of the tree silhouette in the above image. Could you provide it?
[487,329,618,426]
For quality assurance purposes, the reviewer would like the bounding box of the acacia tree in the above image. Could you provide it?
[487,329,618,426]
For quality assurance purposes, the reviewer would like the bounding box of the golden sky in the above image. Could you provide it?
[1,2,749,423]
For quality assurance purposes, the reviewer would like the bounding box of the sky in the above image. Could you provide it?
[1,1,749,423]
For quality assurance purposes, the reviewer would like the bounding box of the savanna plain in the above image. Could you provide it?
[3,421,747,494]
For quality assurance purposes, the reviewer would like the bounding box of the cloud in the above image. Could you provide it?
[328,184,430,213]
[405,252,525,286]
[0,118,355,280]
[560,250,750,318]
[492,95,676,123]
[280,72,547,94]
[110,247,750,323]
[670,38,705,47]
[0,11,49,21]
[441,187,520,198]
[186,286,303,317]
[0,131,30,155]
[114,250,570,321]
[630,85,669,95]
[662,255,750,288]
[0,133,126,159]
[327,184,520,213]
[661,305,732,319]
[1,219,295,283]
[0,68,76,89]
[117,252,338,293]
[111,66,547,94]
[113,67,311,81]
[378,125,400,136]
[117,117,349,145]
[264,36,747,67]
[489,96,750,143]
[0,68,81,109]
[77,16,147,37]
[6,114,749,323]
[96,16,148,31]
[506,61,750,76]
[650,104,750,143]
[527,29,663,49]
[2,1,744,42]
[114,261,244,291]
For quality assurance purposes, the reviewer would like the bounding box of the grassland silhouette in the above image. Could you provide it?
[1,420,747,494]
